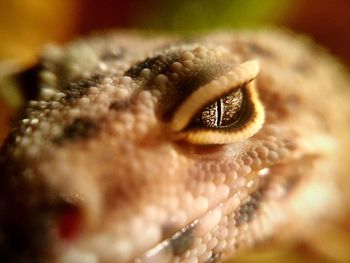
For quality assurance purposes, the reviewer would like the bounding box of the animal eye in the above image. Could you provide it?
[170,60,265,144]
[196,88,245,128]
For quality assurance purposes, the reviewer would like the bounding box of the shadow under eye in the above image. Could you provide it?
[174,140,228,157]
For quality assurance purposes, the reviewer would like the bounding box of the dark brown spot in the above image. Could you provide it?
[125,54,178,79]
[109,100,130,111]
[65,74,103,103]
[53,118,98,143]
[235,189,263,226]
[170,224,194,256]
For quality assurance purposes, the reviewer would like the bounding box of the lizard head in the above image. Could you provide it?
[0,32,347,263]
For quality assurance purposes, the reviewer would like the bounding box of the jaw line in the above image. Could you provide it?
[134,168,265,262]
[134,154,314,262]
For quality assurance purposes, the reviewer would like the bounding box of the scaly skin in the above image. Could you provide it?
[0,30,349,263]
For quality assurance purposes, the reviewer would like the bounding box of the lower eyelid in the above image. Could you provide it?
[177,81,265,145]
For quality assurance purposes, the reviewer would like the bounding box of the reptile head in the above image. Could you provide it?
[0,31,348,262]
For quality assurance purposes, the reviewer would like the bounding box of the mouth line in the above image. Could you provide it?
[134,156,312,262]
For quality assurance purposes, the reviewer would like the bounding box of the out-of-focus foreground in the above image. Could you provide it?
[0,1,350,262]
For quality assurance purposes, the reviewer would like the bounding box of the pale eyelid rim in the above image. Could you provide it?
[170,60,260,132]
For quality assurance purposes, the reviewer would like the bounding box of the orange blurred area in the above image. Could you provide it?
[287,0,350,68]
[0,97,12,144]
[0,0,79,144]
[0,0,78,64]
[0,0,350,262]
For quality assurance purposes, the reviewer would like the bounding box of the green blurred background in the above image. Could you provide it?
[1,0,350,65]
[1,0,350,262]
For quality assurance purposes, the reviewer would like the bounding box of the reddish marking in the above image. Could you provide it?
[57,205,82,241]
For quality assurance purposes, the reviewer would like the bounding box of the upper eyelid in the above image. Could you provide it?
[170,60,260,132]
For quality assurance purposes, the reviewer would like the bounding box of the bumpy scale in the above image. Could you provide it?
[0,30,350,263]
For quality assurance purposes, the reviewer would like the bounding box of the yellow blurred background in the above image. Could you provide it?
[0,0,350,262]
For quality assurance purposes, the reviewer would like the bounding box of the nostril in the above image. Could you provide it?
[56,204,83,241]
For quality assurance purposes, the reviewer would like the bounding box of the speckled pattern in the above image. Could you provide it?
[0,30,349,263]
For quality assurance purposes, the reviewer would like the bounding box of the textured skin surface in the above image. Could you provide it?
[0,30,349,263]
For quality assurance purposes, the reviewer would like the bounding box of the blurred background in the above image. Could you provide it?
[0,0,350,262]
[1,0,350,142]
[1,0,350,140]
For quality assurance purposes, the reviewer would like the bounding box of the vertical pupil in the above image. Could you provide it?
[221,88,243,126]
[200,88,243,128]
